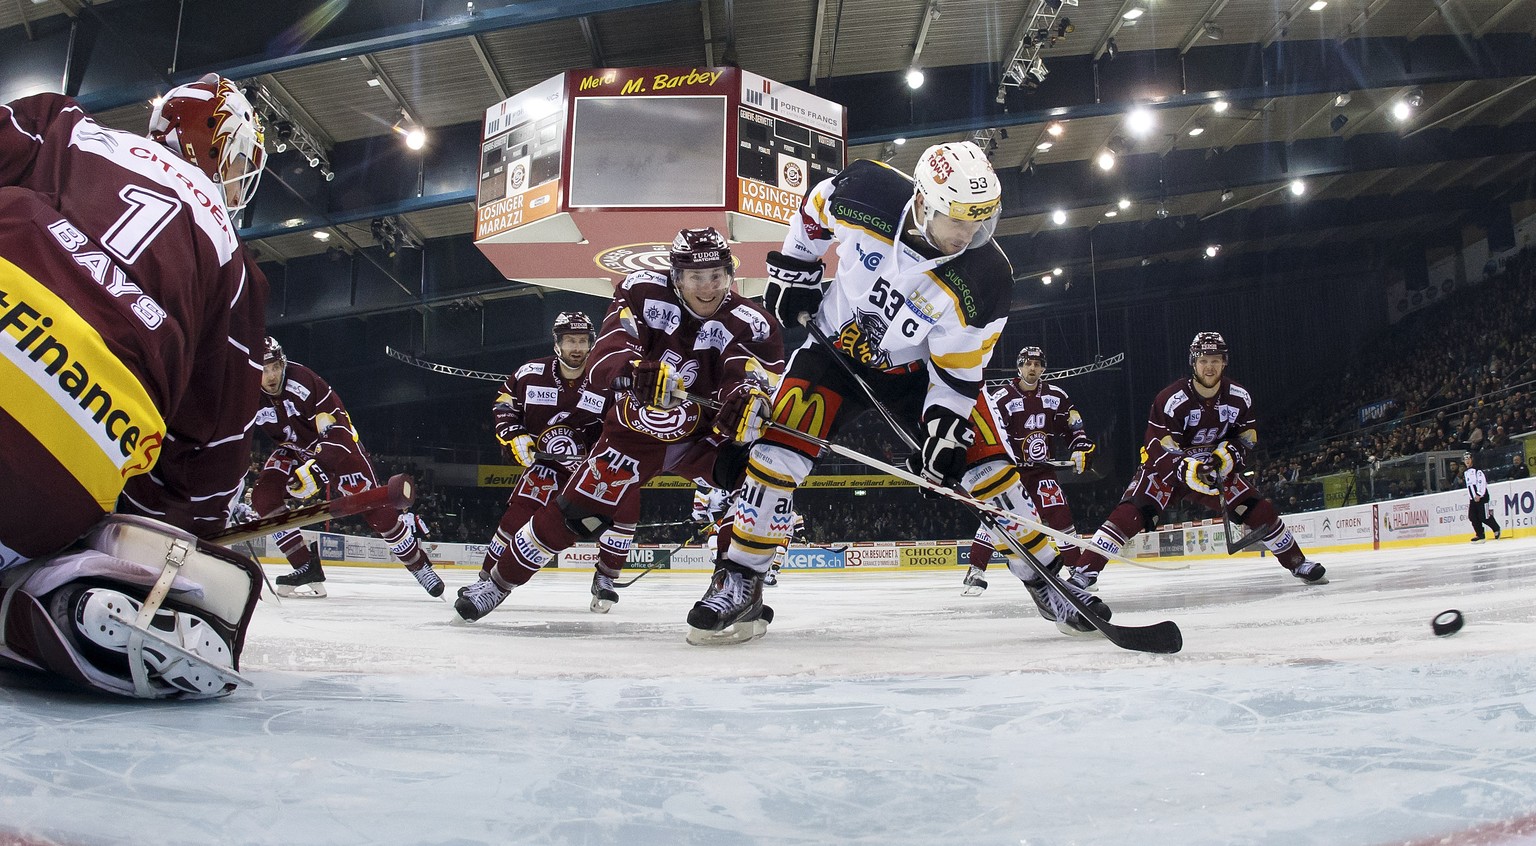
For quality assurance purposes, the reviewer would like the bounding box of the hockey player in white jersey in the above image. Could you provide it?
[700,141,1109,642]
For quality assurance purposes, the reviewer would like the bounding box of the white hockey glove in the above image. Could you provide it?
[286,459,328,500]
[621,359,685,409]
[711,381,772,443]
[1180,455,1220,497]
[497,430,537,467]
[906,408,974,489]
[762,250,827,327]
[1071,445,1095,475]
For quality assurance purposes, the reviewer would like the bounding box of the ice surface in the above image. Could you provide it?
[3,539,1536,845]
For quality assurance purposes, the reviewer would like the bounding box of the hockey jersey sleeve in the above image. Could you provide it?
[924,307,1004,420]
[0,94,75,186]
[1058,391,1095,454]
[780,174,841,264]
[1141,394,1179,469]
[492,372,526,442]
[586,283,649,392]
[305,371,361,464]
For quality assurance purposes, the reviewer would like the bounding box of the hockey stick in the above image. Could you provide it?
[1222,510,1269,554]
[799,324,1177,653]
[210,474,416,545]
[614,519,721,588]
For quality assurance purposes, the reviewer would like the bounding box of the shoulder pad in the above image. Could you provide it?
[515,361,547,379]
[930,241,1012,326]
[825,160,912,243]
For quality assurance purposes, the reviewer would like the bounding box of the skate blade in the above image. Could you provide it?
[589,596,615,614]
[961,585,986,597]
[104,611,252,691]
[1294,576,1329,585]
[275,584,327,598]
[1055,619,1107,638]
[686,618,769,646]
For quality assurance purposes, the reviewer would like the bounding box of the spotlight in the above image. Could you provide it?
[1052,267,1063,276]
[1220,189,1234,202]
[1187,124,1206,136]
[1051,209,1067,225]
[893,137,906,146]
[1105,38,1118,60]
[1204,244,1221,258]
[1202,22,1223,40]
[1405,88,1424,108]
[1037,140,1053,151]
[1212,99,1230,113]
[307,156,320,168]
[1055,17,1073,38]
[273,120,294,153]
[1042,275,1053,284]
[1025,59,1049,89]
[1096,150,1116,171]
[312,230,331,242]
[1117,197,1131,210]
[1122,2,1146,20]
[1330,114,1349,133]
[1289,179,1306,196]
[1334,92,1352,107]
[1392,100,1411,121]
[1046,122,1065,137]
[321,167,335,182]
[1127,107,1154,136]
[1104,209,1118,218]
[906,68,926,90]
[1155,203,1170,219]
[1308,0,1327,9]
[405,128,426,150]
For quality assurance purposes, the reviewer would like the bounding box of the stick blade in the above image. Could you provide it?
[1098,618,1183,654]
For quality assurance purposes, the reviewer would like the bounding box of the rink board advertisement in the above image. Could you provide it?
[266,479,1533,570]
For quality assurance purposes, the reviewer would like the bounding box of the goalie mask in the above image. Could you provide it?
[912,141,1001,254]
[148,73,267,216]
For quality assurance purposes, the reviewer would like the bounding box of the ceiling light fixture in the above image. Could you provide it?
[1046,121,1065,137]
[1212,99,1230,113]
[1127,107,1155,136]
[1051,209,1067,225]
[1308,0,1327,10]
[1122,2,1147,21]
[906,68,926,90]
[1290,179,1306,196]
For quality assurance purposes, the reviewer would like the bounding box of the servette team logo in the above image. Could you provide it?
[509,162,527,191]
[783,162,803,189]
[595,242,742,276]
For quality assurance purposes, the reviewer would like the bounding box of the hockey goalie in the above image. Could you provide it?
[0,515,261,699]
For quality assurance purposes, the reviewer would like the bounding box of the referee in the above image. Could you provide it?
[1464,451,1502,542]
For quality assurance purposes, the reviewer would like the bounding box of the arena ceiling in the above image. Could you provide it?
[3,0,1535,331]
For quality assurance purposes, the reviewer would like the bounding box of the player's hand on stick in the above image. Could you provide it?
[620,359,685,409]
[497,430,537,467]
[286,459,328,501]
[1210,442,1238,481]
[1071,445,1094,474]
[762,251,827,327]
[906,408,973,491]
[1181,455,1220,496]
[712,381,772,443]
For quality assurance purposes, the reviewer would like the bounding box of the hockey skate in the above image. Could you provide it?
[1067,567,1099,593]
[686,565,773,646]
[961,565,989,596]
[275,557,327,598]
[1291,560,1328,585]
[589,571,619,613]
[1022,575,1110,637]
[453,576,511,623]
[408,563,445,598]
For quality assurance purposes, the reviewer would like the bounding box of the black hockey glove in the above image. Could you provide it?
[905,408,974,490]
[762,251,828,327]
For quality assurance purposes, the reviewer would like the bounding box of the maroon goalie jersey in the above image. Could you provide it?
[492,354,606,463]
[586,270,786,435]
[0,94,267,564]
[1142,376,1258,467]
[983,379,1094,466]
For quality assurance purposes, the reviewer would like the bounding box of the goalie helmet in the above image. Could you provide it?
[1188,331,1229,366]
[912,141,1002,249]
[148,73,267,215]
[1016,345,1046,368]
[669,227,733,274]
[552,311,594,339]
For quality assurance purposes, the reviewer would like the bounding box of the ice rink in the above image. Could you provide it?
[3,537,1536,846]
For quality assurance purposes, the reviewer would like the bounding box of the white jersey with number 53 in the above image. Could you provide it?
[784,159,1013,419]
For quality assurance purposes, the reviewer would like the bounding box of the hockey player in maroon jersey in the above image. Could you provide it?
[1072,332,1327,587]
[253,337,443,598]
[454,228,785,624]
[479,311,631,613]
[0,75,269,697]
[961,345,1096,595]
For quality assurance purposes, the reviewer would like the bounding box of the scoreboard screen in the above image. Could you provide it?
[568,96,728,208]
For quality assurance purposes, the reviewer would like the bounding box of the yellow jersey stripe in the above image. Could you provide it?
[0,256,166,509]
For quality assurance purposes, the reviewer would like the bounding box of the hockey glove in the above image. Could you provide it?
[1071,444,1095,475]
[905,408,974,489]
[1210,442,1239,481]
[762,251,828,327]
[497,429,537,467]
[711,381,772,443]
[286,459,329,501]
[622,359,685,409]
[1181,455,1221,497]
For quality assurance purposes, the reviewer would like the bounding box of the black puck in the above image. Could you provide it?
[1431,610,1464,637]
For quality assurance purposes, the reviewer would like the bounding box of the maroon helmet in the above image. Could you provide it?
[552,311,594,339]
[1188,331,1228,366]
[669,228,733,274]
[1016,345,1046,368]
[262,336,285,365]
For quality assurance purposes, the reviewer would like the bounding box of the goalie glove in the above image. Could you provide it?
[711,381,772,443]
[1071,445,1095,475]
[1181,455,1220,497]
[905,407,974,489]
[497,429,537,467]
[762,251,828,327]
[286,459,329,501]
[618,359,685,409]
